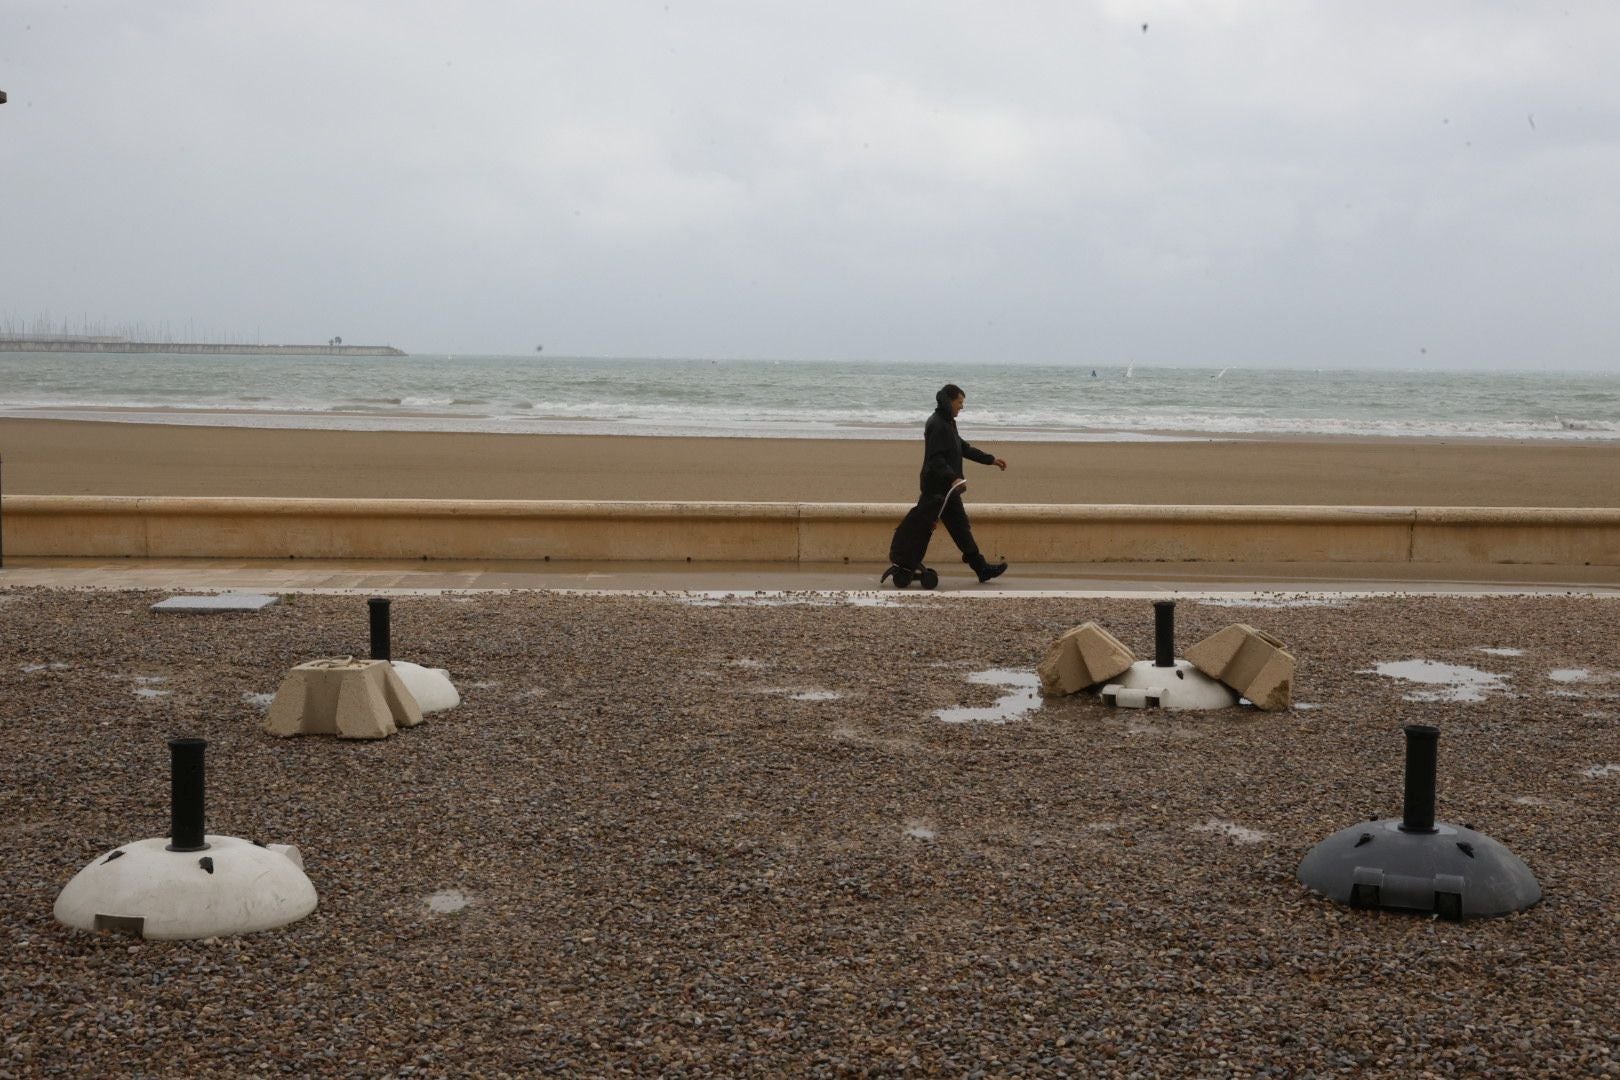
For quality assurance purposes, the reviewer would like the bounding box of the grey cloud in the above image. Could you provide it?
[1,1,1615,369]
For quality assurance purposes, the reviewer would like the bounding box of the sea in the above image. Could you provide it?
[0,351,1616,442]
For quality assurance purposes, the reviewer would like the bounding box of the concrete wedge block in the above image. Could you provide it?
[1184,624,1296,711]
[1038,622,1136,696]
[335,670,398,739]
[263,674,311,738]
[381,665,427,728]
[264,658,422,739]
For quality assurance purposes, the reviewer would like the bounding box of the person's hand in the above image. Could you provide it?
[993,457,1008,471]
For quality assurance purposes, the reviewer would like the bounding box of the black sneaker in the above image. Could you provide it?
[975,561,1008,583]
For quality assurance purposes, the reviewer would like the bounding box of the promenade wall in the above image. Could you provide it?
[4,496,1618,567]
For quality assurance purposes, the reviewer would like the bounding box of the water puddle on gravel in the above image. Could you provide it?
[935,669,1042,725]
[902,821,937,841]
[1549,669,1592,683]
[790,690,842,702]
[242,692,275,709]
[1199,596,1346,609]
[20,662,72,673]
[1580,764,1620,779]
[1361,660,1509,703]
[676,592,915,608]
[132,675,171,699]
[426,889,471,913]
[1192,819,1272,844]
[1478,647,1525,657]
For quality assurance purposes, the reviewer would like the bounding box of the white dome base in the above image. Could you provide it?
[391,661,461,713]
[54,835,317,940]
[1103,659,1240,710]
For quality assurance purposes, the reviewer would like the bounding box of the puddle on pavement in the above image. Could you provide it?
[935,668,1042,725]
[1361,660,1509,703]
[675,592,915,608]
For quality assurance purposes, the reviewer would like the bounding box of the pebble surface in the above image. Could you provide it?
[2,588,1617,1077]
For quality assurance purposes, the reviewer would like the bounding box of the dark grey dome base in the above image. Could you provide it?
[1297,818,1541,920]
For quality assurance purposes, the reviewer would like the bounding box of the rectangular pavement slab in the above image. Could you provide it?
[151,592,281,613]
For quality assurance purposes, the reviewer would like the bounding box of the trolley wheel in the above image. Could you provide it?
[890,567,914,588]
[920,568,939,590]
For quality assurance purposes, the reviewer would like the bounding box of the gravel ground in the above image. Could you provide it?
[2,588,1618,1078]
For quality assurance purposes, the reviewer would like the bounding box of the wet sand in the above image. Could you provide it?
[2,416,1618,505]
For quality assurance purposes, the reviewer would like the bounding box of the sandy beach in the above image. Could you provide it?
[3,417,1618,505]
[2,588,1616,1074]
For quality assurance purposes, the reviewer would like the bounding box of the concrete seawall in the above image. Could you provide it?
[4,497,1617,567]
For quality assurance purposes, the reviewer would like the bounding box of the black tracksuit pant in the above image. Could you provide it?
[933,490,986,569]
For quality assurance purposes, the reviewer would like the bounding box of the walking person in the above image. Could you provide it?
[920,383,1008,583]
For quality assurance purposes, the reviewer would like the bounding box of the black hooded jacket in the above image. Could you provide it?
[920,391,995,495]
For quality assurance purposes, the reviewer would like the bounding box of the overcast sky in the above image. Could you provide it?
[2,2,1616,369]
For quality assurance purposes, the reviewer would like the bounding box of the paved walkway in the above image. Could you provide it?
[3,557,1617,596]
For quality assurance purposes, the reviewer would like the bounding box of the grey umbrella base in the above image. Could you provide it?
[1297,818,1541,920]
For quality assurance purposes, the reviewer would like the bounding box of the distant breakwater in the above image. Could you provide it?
[0,341,407,357]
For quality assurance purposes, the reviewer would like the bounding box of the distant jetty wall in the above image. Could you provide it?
[0,341,407,357]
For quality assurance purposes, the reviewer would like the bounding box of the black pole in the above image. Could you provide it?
[1153,600,1176,667]
[1399,724,1440,834]
[166,737,209,852]
[368,597,391,661]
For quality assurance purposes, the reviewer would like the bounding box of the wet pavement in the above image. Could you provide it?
[1,555,1617,597]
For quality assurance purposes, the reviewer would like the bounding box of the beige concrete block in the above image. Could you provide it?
[1038,622,1136,696]
[264,657,423,739]
[1184,624,1296,711]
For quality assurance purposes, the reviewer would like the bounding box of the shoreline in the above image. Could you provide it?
[3,403,1617,446]
[3,415,1618,506]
